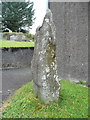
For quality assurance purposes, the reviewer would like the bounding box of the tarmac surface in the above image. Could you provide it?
[1,68,32,101]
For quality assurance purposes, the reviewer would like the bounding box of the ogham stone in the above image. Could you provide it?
[31,9,61,104]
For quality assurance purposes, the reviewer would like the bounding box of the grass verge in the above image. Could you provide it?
[0,40,34,47]
[2,80,88,118]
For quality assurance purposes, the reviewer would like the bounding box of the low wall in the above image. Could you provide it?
[1,42,87,82]
[2,47,34,68]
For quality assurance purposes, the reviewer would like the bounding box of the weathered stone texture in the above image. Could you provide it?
[31,9,60,104]
[49,2,88,82]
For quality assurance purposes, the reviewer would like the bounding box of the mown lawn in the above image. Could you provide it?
[2,80,88,118]
[0,40,34,47]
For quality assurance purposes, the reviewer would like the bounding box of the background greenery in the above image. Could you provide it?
[2,2,35,32]
[0,32,34,47]
[0,40,34,47]
[3,32,34,40]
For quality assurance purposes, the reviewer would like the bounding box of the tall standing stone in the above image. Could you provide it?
[31,9,60,104]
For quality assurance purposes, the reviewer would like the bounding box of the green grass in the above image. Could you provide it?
[77,81,86,85]
[2,80,88,118]
[0,40,34,47]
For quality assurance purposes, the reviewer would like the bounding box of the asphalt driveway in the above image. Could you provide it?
[1,68,32,101]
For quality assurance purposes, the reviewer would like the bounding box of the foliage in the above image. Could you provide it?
[0,40,34,47]
[2,1,35,32]
[3,32,34,40]
[3,32,23,39]
[25,33,34,40]
[2,80,88,118]
[77,81,86,85]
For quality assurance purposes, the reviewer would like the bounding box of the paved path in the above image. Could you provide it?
[1,68,32,101]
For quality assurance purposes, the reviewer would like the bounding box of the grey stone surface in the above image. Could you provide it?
[0,33,3,40]
[2,47,34,68]
[49,2,88,82]
[31,9,60,104]
[9,34,30,42]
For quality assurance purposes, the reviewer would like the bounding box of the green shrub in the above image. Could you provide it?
[77,81,86,85]
[24,33,34,40]
[3,32,34,41]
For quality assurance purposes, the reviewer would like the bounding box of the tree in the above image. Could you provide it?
[2,1,35,32]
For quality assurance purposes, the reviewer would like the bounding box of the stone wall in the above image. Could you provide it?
[49,2,88,82]
[2,47,34,68]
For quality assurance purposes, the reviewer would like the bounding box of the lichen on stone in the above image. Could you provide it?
[31,9,60,104]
